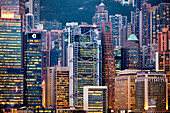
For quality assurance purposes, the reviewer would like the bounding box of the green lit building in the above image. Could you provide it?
[24,33,42,108]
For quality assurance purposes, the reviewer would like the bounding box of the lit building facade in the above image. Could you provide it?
[135,0,148,39]
[46,66,69,109]
[68,24,101,108]
[92,2,108,28]
[135,72,168,111]
[101,22,116,111]
[124,34,141,69]
[24,33,42,108]
[142,3,152,46]
[115,70,141,111]
[114,48,124,76]
[31,29,50,81]
[83,86,107,113]
[0,74,23,107]
[109,14,127,48]
[156,28,170,109]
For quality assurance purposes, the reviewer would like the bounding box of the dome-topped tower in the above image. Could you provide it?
[127,34,138,41]
[124,34,141,69]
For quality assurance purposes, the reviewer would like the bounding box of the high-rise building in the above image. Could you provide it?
[115,70,141,111]
[158,28,170,52]
[46,66,69,109]
[109,14,127,48]
[150,3,170,69]
[25,0,40,27]
[0,0,25,108]
[151,3,170,44]
[135,0,148,39]
[156,28,170,109]
[24,33,42,108]
[135,71,168,111]
[142,3,152,46]
[101,22,116,111]
[68,24,101,108]
[83,86,107,113]
[25,13,34,33]
[49,30,63,66]
[92,2,108,27]
[124,34,141,69]
[120,26,127,47]
[31,29,50,81]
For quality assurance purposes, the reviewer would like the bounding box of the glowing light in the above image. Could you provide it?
[1,13,14,19]
[15,86,18,92]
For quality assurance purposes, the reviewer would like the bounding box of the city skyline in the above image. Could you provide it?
[0,0,170,113]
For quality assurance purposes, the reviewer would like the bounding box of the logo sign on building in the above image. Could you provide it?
[27,33,41,39]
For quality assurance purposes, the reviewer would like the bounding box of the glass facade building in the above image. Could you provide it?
[68,24,101,108]
[0,14,22,74]
[24,33,42,108]
[0,74,23,106]
[109,14,127,48]
[83,86,107,113]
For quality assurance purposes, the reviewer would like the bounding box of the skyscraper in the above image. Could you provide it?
[24,33,42,108]
[124,34,141,69]
[142,3,152,46]
[25,0,40,27]
[101,22,116,111]
[92,1,108,28]
[135,0,148,39]
[25,13,34,33]
[156,28,170,109]
[109,14,127,48]
[31,29,50,81]
[150,3,170,68]
[68,24,101,108]
[49,30,63,66]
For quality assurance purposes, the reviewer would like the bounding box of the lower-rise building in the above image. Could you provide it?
[83,86,107,113]
[115,70,141,111]
[46,66,69,109]
[135,71,168,111]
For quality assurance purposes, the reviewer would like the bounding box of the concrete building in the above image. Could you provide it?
[124,34,141,69]
[83,86,107,113]
[46,66,69,109]
[135,71,168,111]
[101,22,116,111]
[115,70,141,111]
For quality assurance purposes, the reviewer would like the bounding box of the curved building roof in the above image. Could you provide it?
[127,34,138,41]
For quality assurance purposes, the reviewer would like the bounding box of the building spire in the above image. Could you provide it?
[101,0,104,3]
